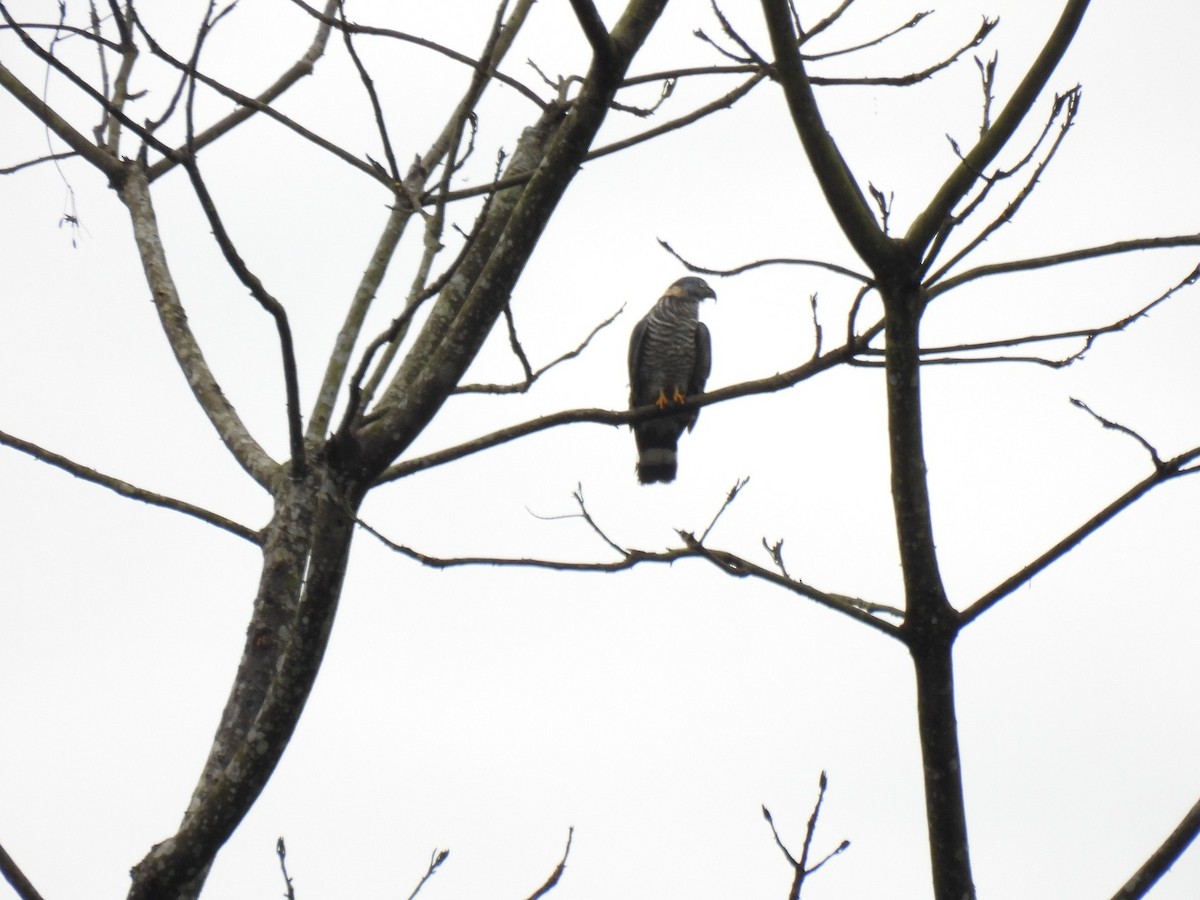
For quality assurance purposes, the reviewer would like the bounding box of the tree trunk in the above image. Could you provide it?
[883,282,975,899]
[128,462,362,899]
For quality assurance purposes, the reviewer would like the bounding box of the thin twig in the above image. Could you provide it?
[337,0,399,181]
[182,14,307,476]
[926,87,1081,285]
[456,305,624,394]
[0,5,176,164]
[1070,398,1162,468]
[762,772,850,900]
[276,837,296,900]
[698,477,749,544]
[525,484,629,558]
[360,518,900,634]
[285,0,546,107]
[803,10,931,61]
[659,238,872,285]
[762,536,789,578]
[0,150,77,174]
[405,848,450,900]
[524,827,574,900]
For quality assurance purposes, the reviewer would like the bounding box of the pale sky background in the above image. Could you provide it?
[2,1,1200,898]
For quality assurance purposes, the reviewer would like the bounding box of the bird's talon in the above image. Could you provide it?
[673,388,687,404]
[655,390,669,409]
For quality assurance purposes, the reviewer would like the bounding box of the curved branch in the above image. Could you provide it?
[926,236,1200,300]
[0,429,261,544]
[759,0,893,271]
[659,238,872,284]
[376,327,878,483]
[358,520,901,635]
[119,165,278,486]
[337,0,399,181]
[524,828,575,900]
[0,19,120,49]
[183,27,306,476]
[0,150,78,175]
[284,0,547,108]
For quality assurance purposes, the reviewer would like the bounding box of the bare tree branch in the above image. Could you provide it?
[276,837,296,900]
[0,55,124,179]
[697,477,749,543]
[526,484,630,557]
[337,0,399,182]
[759,0,891,270]
[405,848,450,900]
[856,262,1200,370]
[285,0,547,108]
[568,0,615,62]
[361,517,901,634]
[524,828,574,900]
[182,21,307,476]
[0,430,261,544]
[803,9,930,61]
[138,0,350,180]
[1070,398,1162,468]
[0,150,77,174]
[0,18,121,49]
[118,166,278,486]
[960,444,1200,625]
[762,772,851,900]
[659,238,872,284]
[455,305,624,394]
[309,3,532,439]
[0,4,177,165]
[904,0,1091,252]
[132,6,383,185]
[927,237,1200,300]
[1110,796,1200,900]
[0,839,45,900]
[925,87,1080,284]
[376,329,877,483]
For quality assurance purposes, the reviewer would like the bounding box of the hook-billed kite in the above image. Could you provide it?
[627,276,715,483]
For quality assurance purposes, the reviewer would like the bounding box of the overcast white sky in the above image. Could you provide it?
[3,1,1200,898]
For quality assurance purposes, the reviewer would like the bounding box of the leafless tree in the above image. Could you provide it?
[1,1,1198,899]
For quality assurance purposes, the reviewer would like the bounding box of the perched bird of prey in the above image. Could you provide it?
[628,276,715,483]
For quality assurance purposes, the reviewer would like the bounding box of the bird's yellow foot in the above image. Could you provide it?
[673,388,687,404]
[655,390,670,409]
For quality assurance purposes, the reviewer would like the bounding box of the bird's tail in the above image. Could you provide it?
[636,446,677,483]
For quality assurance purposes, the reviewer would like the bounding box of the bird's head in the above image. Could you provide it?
[665,276,716,303]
